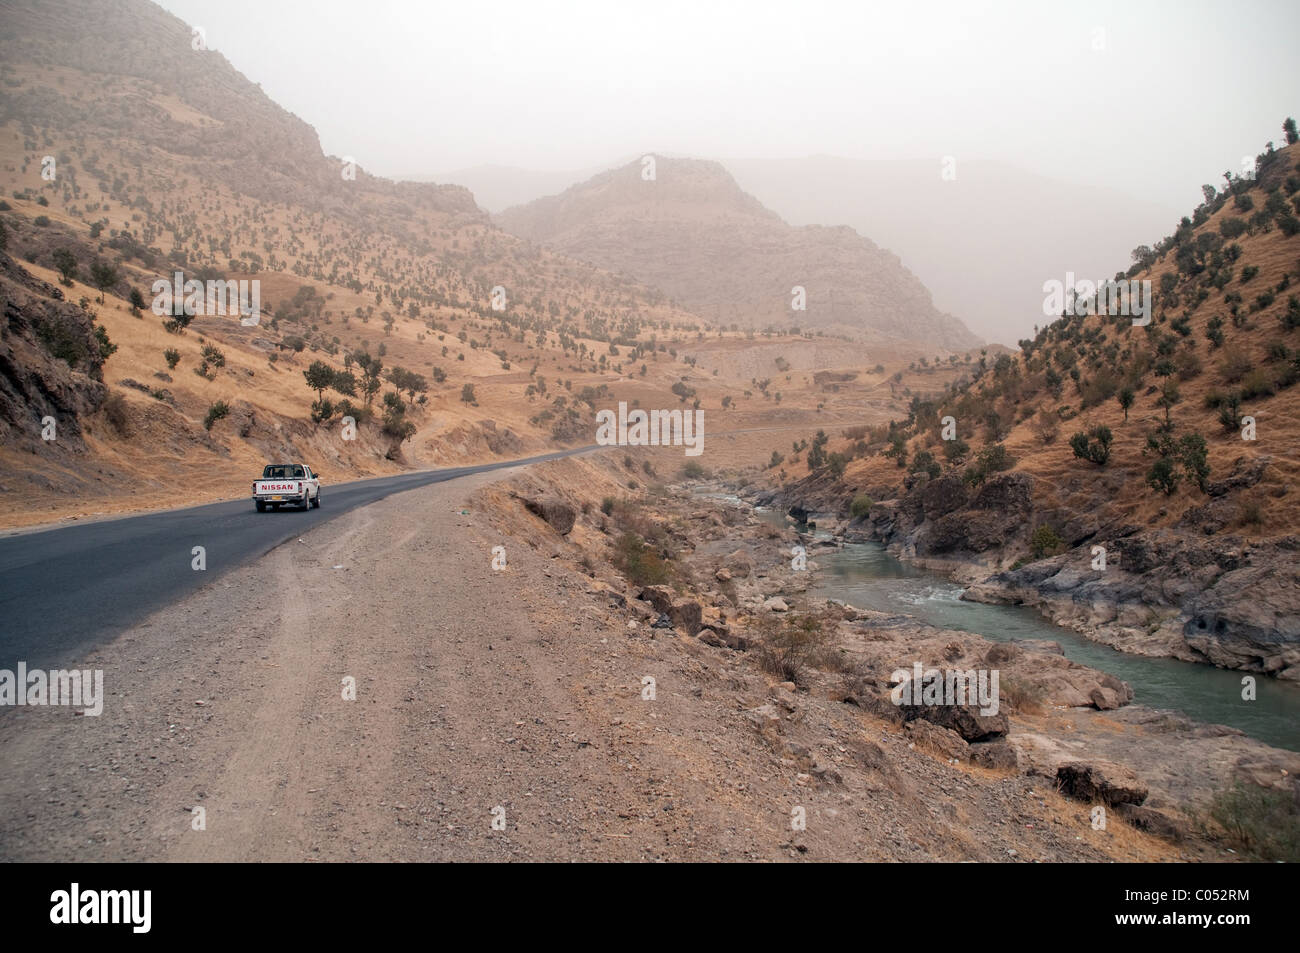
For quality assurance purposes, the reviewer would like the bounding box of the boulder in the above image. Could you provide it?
[969,740,1019,770]
[905,720,969,760]
[1056,760,1148,806]
[899,703,1009,741]
[638,586,702,632]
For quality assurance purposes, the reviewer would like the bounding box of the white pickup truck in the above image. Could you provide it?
[252,463,321,512]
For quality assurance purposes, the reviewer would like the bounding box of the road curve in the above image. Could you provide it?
[0,447,594,669]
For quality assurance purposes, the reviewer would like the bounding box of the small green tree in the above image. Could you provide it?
[52,247,78,285]
[164,348,180,369]
[303,360,335,401]
[1117,388,1134,422]
[89,260,119,303]
[1146,456,1180,495]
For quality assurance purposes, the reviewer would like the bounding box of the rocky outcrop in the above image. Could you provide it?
[639,586,703,634]
[965,532,1300,678]
[899,702,1009,742]
[0,253,108,449]
[1056,761,1149,807]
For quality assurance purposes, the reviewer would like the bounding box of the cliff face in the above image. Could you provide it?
[0,252,107,448]
[498,156,981,351]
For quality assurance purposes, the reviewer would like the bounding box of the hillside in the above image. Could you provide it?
[0,0,917,528]
[763,133,1300,676]
[497,155,980,352]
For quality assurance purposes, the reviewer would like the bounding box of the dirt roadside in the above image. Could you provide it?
[0,462,1187,862]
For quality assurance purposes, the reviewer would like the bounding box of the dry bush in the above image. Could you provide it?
[101,391,131,437]
[752,608,838,686]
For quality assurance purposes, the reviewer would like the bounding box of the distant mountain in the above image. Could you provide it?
[497,156,981,352]
[723,156,1181,346]
[407,164,607,216]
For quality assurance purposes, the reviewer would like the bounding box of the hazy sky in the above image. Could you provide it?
[156,0,1299,210]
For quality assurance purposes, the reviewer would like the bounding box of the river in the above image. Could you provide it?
[729,496,1300,752]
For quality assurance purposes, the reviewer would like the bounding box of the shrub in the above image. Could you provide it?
[1217,346,1253,383]
[102,392,130,436]
[612,532,671,587]
[909,449,941,480]
[1284,296,1300,331]
[1146,456,1180,495]
[754,610,831,686]
[93,325,116,361]
[1030,525,1064,559]
[849,494,873,519]
[203,400,230,431]
[681,460,708,480]
[163,347,180,369]
[1069,425,1113,465]
[1219,216,1247,239]
[1208,782,1300,862]
[964,443,1014,486]
[1239,367,1276,399]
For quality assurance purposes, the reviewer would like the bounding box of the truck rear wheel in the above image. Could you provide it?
[255,500,266,513]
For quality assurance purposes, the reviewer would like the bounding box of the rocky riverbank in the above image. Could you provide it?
[474,460,1300,859]
[754,464,1300,681]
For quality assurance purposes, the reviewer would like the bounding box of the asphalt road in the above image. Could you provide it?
[0,448,592,669]
[0,420,837,670]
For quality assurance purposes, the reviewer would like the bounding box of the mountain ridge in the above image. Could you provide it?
[497,154,981,352]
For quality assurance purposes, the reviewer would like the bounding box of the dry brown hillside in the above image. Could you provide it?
[0,0,925,528]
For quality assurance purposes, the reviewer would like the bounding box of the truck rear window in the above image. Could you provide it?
[263,465,305,479]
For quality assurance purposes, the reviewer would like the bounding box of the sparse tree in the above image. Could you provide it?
[52,247,78,285]
[303,360,335,401]
[1117,387,1135,422]
[89,260,119,303]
